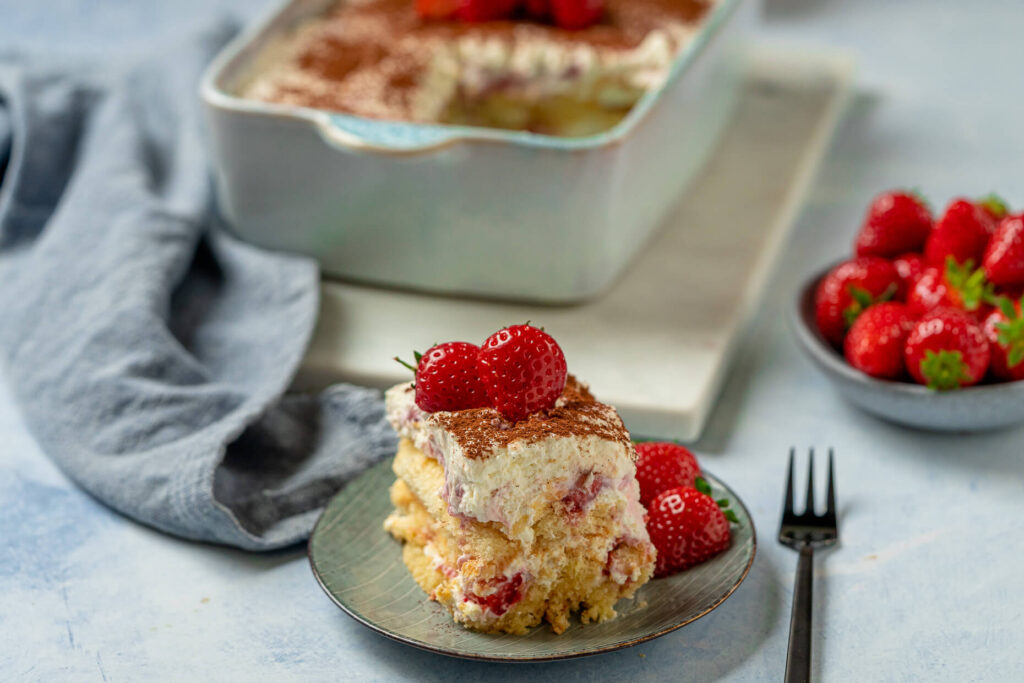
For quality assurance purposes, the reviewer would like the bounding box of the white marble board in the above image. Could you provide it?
[298,48,854,440]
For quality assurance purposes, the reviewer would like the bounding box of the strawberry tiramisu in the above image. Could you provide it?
[241,0,717,136]
[383,325,656,634]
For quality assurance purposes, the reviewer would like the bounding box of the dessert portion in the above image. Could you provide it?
[815,189,1024,388]
[241,0,717,137]
[383,325,656,634]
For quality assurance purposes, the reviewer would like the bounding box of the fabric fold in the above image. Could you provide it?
[0,21,396,550]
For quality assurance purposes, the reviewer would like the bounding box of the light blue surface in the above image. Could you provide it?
[3,0,1024,680]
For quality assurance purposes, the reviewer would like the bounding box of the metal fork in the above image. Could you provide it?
[779,448,838,683]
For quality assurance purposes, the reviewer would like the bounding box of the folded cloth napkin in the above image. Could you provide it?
[0,22,397,550]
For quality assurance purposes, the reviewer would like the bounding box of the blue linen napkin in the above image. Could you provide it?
[0,22,397,550]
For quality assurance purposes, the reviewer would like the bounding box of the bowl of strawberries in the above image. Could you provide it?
[791,189,1024,431]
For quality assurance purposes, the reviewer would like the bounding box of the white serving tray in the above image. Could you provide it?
[297,47,854,441]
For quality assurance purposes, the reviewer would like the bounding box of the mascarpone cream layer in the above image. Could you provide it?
[384,381,649,547]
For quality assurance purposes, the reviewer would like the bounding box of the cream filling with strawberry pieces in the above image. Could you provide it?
[242,7,706,125]
[445,25,697,111]
[384,382,648,548]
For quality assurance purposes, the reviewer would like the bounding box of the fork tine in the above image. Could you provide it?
[826,448,836,516]
[784,447,795,517]
[805,448,816,516]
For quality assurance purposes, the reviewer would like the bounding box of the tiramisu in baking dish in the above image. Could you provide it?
[242,0,718,136]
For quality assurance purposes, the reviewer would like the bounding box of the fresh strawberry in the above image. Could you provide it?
[892,253,926,291]
[982,297,1024,381]
[843,302,917,380]
[904,308,990,390]
[415,0,460,19]
[646,480,736,577]
[524,0,550,19]
[477,324,568,422]
[907,258,994,319]
[976,193,1010,223]
[396,342,491,413]
[854,191,933,258]
[634,442,701,507]
[455,0,521,21]
[550,0,604,29]
[924,198,1000,267]
[814,257,902,347]
[983,214,1024,287]
[906,267,948,317]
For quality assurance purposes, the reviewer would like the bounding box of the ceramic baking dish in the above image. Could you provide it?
[201,0,752,303]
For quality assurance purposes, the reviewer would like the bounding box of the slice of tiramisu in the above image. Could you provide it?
[382,326,655,634]
[241,0,717,136]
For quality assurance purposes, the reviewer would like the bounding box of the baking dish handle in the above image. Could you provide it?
[317,113,466,154]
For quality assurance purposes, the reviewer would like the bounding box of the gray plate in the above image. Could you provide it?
[308,459,757,662]
[790,263,1024,432]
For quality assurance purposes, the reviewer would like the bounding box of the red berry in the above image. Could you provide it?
[550,0,604,29]
[892,253,926,291]
[982,297,1024,381]
[814,257,902,347]
[524,0,550,19]
[907,259,993,319]
[976,193,1010,223]
[634,442,701,507]
[904,309,990,389]
[476,324,568,422]
[455,0,520,21]
[413,342,491,413]
[647,486,731,577]
[464,573,524,616]
[854,191,933,258]
[415,0,460,19]
[844,302,917,380]
[983,214,1024,287]
[906,267,948,317]
[924,198,999,267]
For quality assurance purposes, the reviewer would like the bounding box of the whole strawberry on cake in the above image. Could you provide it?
[383,324,657,634]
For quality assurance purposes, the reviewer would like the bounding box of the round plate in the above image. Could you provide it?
[308,459,757,662]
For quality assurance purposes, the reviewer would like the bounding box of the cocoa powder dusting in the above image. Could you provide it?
[247,0,713,118]
[429,375,633,460]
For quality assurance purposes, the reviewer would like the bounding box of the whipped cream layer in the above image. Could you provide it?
[241,0,716,127]
[384,377,649,547]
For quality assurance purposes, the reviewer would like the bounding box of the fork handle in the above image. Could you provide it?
[785,545,814,683]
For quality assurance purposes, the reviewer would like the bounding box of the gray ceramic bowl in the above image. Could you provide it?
[790,264,1024,432]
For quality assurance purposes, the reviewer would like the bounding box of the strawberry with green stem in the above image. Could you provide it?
[983,296,1024,381]
[977,193,1010,223]
[395,341,491,412]
[843,302,917,380]
[814,257,902,347]
[904,308,990,390]
[907,257,995,320]
[646,478,738,577]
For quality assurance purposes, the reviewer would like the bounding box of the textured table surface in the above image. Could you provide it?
[4,0,1024,681]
